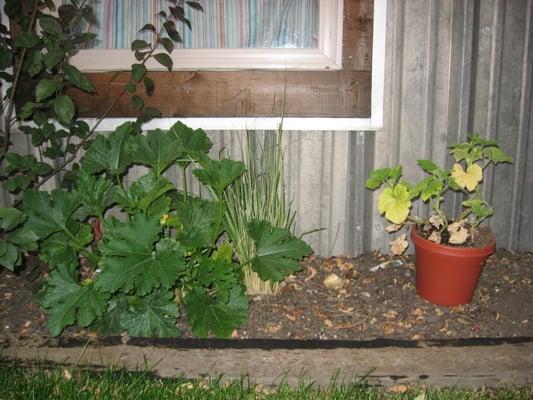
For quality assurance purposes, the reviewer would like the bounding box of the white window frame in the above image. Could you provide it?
[68,0,344,72]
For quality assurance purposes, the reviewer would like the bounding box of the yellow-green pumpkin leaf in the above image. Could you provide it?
[451,163,482,191]
[377,185,411,224]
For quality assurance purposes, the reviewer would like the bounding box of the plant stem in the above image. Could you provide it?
[0,2,40,162]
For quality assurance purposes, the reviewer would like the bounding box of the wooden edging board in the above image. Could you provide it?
[1,336,532,388]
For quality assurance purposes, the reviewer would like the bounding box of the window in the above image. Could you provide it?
[68,0,344,71]
[67,0,385,130]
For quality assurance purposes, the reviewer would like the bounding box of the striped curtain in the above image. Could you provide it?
[75,0,319,49]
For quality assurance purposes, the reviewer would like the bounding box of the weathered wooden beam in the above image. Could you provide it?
[70,70,371,118]
[2,336,532,387]
[343,0,374,71]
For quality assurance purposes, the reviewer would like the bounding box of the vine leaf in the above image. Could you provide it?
[64,65,96,93]
[35,79,58,102]
[97,215,186,295]
[53,95,75,126]
[120,289,180,337]
[42,266,110,336]
[248,219,312,282]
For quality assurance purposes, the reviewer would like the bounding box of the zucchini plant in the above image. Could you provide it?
[23,121,312,337]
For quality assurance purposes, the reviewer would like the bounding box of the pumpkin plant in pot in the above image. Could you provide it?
[365,134,513,306]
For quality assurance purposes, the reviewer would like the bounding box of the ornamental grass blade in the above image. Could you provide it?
[248,219,312,282]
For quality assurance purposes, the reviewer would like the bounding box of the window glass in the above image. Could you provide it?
[76,0,319,50]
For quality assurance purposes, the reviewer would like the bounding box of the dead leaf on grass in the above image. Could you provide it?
[324,319,333,328]
[63,369,72,381]
[414,391,427,400]
[390,234,408,255]
[388,384,408,393]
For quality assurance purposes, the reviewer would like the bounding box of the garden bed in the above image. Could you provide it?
[1,249,532,387]
[1,249,531,342]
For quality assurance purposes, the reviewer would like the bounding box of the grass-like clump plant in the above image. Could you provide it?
[224,124,296,295]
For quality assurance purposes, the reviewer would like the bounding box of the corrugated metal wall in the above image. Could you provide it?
[373,0,532,253]
[2,0,531,255]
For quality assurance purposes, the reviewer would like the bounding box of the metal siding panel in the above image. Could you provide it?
[1,0,532,256]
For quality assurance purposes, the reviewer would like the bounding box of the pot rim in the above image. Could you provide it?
[410,225,496,257]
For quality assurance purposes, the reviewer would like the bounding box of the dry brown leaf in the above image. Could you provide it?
[383,310,398,319]
[427,231,441,243]
[384,324,395,334]
[267,324,282,333]
[323,273,345,289]
[231,329,239,338]
[304,265,317,282]
[390,234,408,255]
[324,319,333,328]
[284,313,296,321]
[429,214,444,229]
[448,225,469,244]
[411,334,421,340]
[385,223,403,233]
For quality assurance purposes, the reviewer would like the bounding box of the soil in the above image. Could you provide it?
[0,250,532,343]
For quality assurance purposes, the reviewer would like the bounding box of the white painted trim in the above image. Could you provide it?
[68,0,344,72]
[370,0,386,130]
[79,117,374,132]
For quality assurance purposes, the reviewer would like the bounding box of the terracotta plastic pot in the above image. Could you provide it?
[410,226,496,306]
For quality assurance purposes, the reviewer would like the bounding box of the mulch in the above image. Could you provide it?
[1,250,532,342]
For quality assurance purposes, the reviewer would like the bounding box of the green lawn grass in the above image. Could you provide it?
[0,364,530,400]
